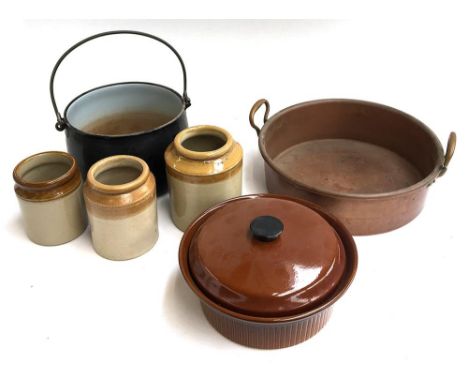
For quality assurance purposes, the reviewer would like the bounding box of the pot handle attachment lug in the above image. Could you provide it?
[50,30,191,131]
[249,99,270,136]
[438,132,457,178]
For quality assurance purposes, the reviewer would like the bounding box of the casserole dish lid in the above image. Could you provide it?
[187,195,347,317]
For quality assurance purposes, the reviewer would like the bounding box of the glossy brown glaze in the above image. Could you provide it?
[179,194,358,349]
[188,197,346,316]
[13,151,81,202]
[250,99,456,235]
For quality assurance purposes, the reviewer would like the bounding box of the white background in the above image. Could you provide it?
[1,18,467,382]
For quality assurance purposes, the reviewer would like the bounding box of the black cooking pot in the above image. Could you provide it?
[50,30,191,195]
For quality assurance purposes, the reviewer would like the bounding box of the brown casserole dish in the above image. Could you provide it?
[179,194,358,349]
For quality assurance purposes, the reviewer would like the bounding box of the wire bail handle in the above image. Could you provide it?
[50,30,191,131]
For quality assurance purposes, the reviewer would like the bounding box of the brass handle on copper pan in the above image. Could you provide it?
[249,99,270,136]
[438,132,457,178]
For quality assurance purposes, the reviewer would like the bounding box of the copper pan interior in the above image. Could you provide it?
[261,100,443,196]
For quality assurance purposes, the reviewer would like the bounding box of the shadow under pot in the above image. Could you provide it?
[51,30,191,195]
[13,151,87,246]
[179,194,358,349]
[84,155,158,260]
[165,125,243,231]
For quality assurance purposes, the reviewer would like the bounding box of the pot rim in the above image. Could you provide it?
[258,98,445,200]
[63,81,187,139]
[178,193,358,324]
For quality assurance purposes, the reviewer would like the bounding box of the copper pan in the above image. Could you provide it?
[249,99,456,235]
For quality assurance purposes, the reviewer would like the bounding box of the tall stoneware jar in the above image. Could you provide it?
[84,155,158,260]
[165,125,243,231]
[13,151,87,246]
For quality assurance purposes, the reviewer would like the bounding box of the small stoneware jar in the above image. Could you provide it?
[13,151,87,246]
[84,155,158,261]
[164,125,243,231]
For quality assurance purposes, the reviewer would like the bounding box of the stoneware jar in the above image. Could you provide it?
[179,194,358,349]
[84,155,158,260]
[165,125,243,231]
[13,151,87,246]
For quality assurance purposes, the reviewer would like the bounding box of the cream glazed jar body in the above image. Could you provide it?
[13,151,87,246]
[84,155,158,260]
[165,125,243,231]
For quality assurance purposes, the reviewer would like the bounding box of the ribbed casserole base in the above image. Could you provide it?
[201,303,332,349]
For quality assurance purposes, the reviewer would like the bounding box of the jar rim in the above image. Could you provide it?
[13,151,77,191]
[86,155,150,195]
[174,125,233,161]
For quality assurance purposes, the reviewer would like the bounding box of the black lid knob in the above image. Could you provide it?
[250,216,284,242]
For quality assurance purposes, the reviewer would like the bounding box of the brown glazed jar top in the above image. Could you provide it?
[188,195,347,317]
[13,151,82,202]
[165,125,243,179]
[83,155,156,218]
